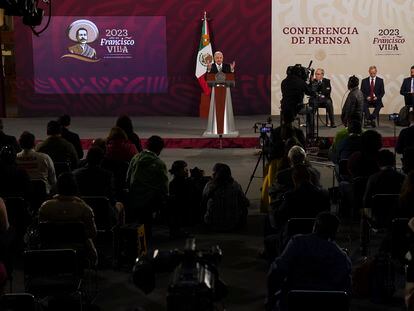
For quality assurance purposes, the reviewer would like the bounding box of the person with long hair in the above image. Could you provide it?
[105,126,138,163]
[202,163,249,232]
[115,115,143,152]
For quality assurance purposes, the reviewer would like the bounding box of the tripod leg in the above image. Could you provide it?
[245,151,263,195]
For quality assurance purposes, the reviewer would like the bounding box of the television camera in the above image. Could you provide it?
[132,238,227,311]
[286,61,314,82]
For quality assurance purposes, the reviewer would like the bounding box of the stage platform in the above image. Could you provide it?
[1,114,402,150]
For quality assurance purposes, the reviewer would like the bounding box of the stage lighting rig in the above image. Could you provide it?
[0,0,51,35]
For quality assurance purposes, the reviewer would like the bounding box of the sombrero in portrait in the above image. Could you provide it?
[67,19,99,43]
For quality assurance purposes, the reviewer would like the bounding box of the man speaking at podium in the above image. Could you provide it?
[207,51,235,74]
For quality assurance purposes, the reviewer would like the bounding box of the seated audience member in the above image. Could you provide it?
[189,167,212,223]
[332,122,362,165]
[400,172,414,217]
[0,198,10,294]
[0,119,21,153]
[267,212,352,311]
[273,145,321,195]
[105,127,138,163]
[58,114,84,160]
[0,145,31,199]
[202,163,249,232]
[127,136,168,239]
[168,160,192,237]
[348,129,382,178]
[116,115,143,152]
[273,164,330,234]
[363,149,405,212]
[79,138,106,168]
[402,147,414,174]
[268,122,305,161]
[36,120,79,169]
[328,127,349,162]
[396,111,414,155]
[73,146,124,225]
[39,172,98,265]
[16,131,56,193]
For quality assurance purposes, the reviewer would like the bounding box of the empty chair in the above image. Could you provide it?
[23,249,82,301]
[288,290,349,311]
[0,293,36,311]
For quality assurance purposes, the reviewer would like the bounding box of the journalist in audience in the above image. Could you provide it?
[0,119,21,153]
[202,163,249,232]
[39,172,98,265]
[36,120,79,169]
[105,126,138,162]
[395,110,414,155]
[16,131,57,193]
[363,149,405,211]
[127,135,168,240]
[73,146,124,225]
[0,145,31,199]
[58,114,84,160]
[116,115,143,152]
[400,172,414,217]
[267,212,351,311]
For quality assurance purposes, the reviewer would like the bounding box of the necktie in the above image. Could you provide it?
[218,65,222,72]
[370,78,374,100]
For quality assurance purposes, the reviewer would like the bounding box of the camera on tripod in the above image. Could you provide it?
[389,113,400,121]
[132,238,227,311]
[286,61,314,82]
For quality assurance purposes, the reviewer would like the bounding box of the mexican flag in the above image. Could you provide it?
[195,12,213,96]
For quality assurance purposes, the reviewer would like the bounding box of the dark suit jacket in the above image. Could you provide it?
[0,131,21,153]
[400,77,414,106]
[208,63,233,74]
[360,76,385,107]
[312,78,332,99]
[395,125,414,154]
[61,127,83,160]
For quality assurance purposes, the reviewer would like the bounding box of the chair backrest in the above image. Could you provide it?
[24,249,79,285]
[391,218,411,262]
[286,218,316,240]
[38,221,86,249]
[0,293,36,311]
[371,194,400,229]
[29,179,48,211]
[53,161,71,178]
[288,290,349,311]
[3,196,31,234]
[81,196,114,230]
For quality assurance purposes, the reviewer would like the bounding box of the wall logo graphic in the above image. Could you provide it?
[61,19,100,62]
[372,28,405,55]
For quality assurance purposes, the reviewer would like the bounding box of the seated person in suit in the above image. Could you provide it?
[400,65,414,108]
[206,51,235,74]
[360,66,385,128]
[266,212,352,311]
[309,68,336,127]
[396,111,414,155]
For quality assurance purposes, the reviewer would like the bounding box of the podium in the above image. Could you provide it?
[203,72,239,137]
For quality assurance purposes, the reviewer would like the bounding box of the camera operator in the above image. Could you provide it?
[280,65,312,124]
[309,68,336,128]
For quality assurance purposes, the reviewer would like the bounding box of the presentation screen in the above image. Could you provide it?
[272,0,414,115]
[32,16,168,94]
